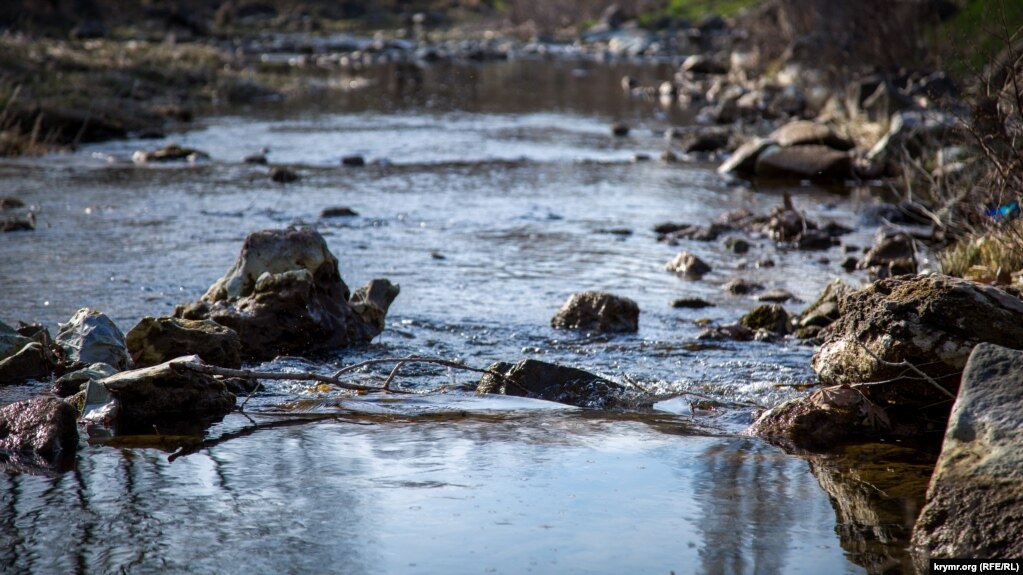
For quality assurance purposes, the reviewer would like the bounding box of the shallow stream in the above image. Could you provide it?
[1,58,922,573]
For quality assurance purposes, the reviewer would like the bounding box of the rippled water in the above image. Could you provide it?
[1,59,913,573]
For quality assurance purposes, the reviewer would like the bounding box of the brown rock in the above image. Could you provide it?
[101,355,236,421]
[0,342,55,384]
[768,120,855,151]
[126,316,242,369]
[754,145,852,181]
[551,291,639,333]
[0,397,78,459]
[476,359,624,409]
[665,251,712,279]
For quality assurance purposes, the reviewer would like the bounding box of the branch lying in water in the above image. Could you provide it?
[169,355,502,409]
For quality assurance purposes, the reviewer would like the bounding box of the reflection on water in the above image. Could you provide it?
[0,58,912,574]
[1,412,861,574]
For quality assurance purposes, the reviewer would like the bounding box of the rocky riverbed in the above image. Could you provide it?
[3,4,1023,572]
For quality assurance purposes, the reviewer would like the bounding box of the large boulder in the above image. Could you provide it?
[812,275,1023,435]
[754,145,853,181]
[911,344,1023,558]
[0,342,55,384]
[55,308,131,370]
[747,386,889,449]
[0,397,78,461]
[126,316,242,369]
[551,291,639,333]
[476,359,625,409]
[175,226,398,359]
[100,355,236,421]
[768,120,855,151]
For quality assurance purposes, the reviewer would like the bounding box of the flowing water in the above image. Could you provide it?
[1,58,921,573]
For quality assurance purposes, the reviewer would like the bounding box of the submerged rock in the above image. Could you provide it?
[175,226,397,359]
[0,397,78,461]
[665,251,712,279]
[721,278,763,295]
[55,308,130,371]
[126,316,242,369]
[476,359,624,409]
[100,355,236,421]
[320,206,359,218]
[671,297,714,309]
[912,344,1023,558]
[341,155,366,167]
[0,342,55,384]
[269,167,300,183]
[551,291,639,333]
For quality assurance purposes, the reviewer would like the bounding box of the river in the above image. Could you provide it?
[0,58,919,574]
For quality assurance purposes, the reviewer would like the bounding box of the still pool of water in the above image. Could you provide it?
[1,59,918,573]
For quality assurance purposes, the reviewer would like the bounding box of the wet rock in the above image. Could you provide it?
[740,304,791,334]
[0,197,25,210]
[0,342,54,384]
[697,323,754,341]
[912,343,1023,558]
[717,137,775,176]
[682,54,728,75]
[132,144,210,164]
[723,236,751,254]
[321,206,359,218]
[656,223,729,243]
[55,308,130,371]
[243,147,269,164]
[0,397,78,461]
[665,251,712,279]
[0,321,33,361]
[269,167,299,183]
[101,356,236,421]
[754,145,853,181]
[841,256,859,271]
[476,359,624,409]
[52,363,119,398]
[794,229,837,250]
[799,279,850,329]
[755,289,798,303]
[671,298,714,309]
[812,275,1023,435]
[721,278,763,295]
[768,120,855,151]
[175,226,395,359]
[1,211,35,232]
[126,316,242,369]
[341,155,366,167]
[551,291,639,334]
[611,123,630,137]
[349,279,401,334]
[858,230,917,278]
[747,386,879,449]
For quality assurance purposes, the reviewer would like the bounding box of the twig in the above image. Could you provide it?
[851,340,956,399]
[170,357,389,392]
